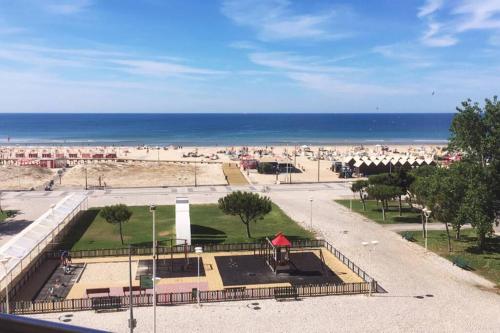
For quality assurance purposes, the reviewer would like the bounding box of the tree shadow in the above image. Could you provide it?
[0,219,33,236]
[393,215,422,224]
[191,224,227,245]
[465,236,500,255]
[58,209,100,249]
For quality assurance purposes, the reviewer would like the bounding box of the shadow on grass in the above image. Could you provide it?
[464,236,500,255]
[393,215,422,223]
[191,224,227,245]
[59,208,100,249]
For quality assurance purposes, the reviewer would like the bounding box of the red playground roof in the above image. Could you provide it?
[271,232,291,247]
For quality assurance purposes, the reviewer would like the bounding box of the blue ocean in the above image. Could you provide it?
[0,113,454,146]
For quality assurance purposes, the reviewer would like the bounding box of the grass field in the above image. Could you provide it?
[64,204,313,250]
[401,229,500,287]
[336,199,422,224]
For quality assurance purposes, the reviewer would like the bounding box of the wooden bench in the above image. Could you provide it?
[91,296,123,312]
[274,287,299,301]
[452,257,469,270]
[122,286,144,296]
[86,288,111,298]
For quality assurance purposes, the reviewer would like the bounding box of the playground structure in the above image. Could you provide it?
[262,233,327,275]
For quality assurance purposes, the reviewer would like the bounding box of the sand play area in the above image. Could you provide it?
[59,162,227,188]
[27,248,363,301]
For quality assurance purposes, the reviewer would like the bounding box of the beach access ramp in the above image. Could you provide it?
[222,163,249,185]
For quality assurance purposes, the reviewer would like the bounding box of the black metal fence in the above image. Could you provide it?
[4,239,379,314]
[45,239,325,259]
[6,282,374,315]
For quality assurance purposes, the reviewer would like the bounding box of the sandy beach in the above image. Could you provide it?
[0,144,444,190]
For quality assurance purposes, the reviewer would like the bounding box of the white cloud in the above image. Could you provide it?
[0,43,225,79]
[288,72,415,95]
[229,41,261,50]
[249,51,358,74]
[453,0,500,32]
[418,0,500,47]
[111,59,226,77]
[418,0,444,18]
[373,44,435,67]
[221,0,348,41]
[44,0,92,15]
[421,22,458,47]
[247,51,411,96]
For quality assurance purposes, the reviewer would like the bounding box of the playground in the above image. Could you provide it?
[15,236,365,305]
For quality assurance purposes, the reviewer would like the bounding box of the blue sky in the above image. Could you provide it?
[0,0,499,113]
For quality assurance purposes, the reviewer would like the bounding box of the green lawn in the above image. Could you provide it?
[401,229,500,287]
[335,199,422,224]
[64,204,314,250]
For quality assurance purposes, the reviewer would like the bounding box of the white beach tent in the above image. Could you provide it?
[175,197,191,245]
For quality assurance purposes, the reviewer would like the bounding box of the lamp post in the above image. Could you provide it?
[194,159,197,187]
[361,240,379,296]
[84,167,88,190]
[422,208,431,251]
[309,197,313,230]
[317,148,320,183]
[0,256,12,314]
[128,245,136,333]
[195,246,203,307]
[149,205,157,333]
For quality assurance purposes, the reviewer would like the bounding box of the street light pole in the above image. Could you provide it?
[309,197,313,230]
[0,256,12,314]
[149,205,157,333]
[423,208,431,251]
[362,240,378,296]
[195,247,203,307]
[194,159,197,187]
[128,245,135,333]
[317,148,320,183]
[84,167,88,190]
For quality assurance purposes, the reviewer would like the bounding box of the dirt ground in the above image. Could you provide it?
[59,162,226,188]
[0,165,55,190]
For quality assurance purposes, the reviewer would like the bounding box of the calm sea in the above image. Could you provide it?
[0,113,453,146]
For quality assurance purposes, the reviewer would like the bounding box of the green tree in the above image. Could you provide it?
[449,97,499,168]
[455,165,498,249]
[409,166,437,237]
[100,204,133,245]
[368,173,406,215]
[448,97,500,248]
[366,184,400,221]
[425,167,467,252]
[351,180,369,211]
[218,191,272,238]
